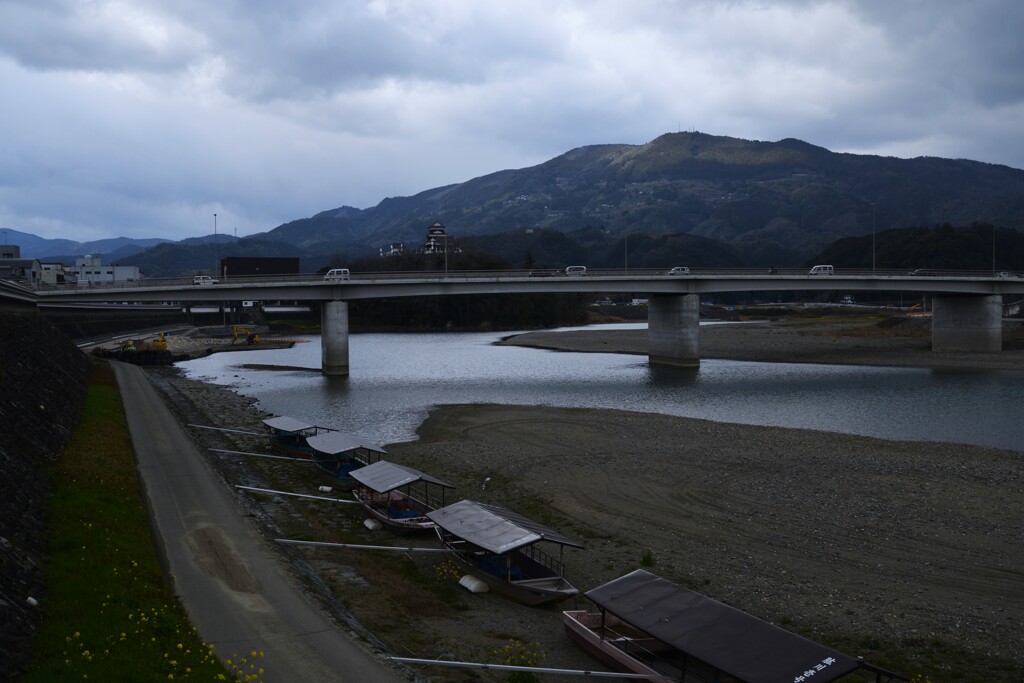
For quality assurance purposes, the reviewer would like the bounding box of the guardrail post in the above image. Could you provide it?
[648,293,700,368]
[321,300,349,376]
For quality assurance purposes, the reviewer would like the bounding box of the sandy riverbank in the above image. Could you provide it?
[396,404,1023,677]
[145,320,1024,681]
[499,315,1024,371]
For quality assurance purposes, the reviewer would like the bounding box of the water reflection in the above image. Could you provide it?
[645,364,701,387]
[180,326,1024,452]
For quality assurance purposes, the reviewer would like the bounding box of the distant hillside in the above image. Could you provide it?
[255,132,1024,257]
[811,223,1024,272]
[8,132,1024,277]
[2,229,170,260]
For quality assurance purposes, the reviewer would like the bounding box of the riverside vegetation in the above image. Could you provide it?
[23,363,264,683]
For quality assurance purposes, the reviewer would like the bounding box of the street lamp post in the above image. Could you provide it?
[214,213,224,328]
[871,203,876,274]
[213,213,218,278]
[992,223,996,275]
[624,229,628,272]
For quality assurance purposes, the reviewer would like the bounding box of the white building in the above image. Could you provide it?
[70,254,142,287]
[40,262,75,286]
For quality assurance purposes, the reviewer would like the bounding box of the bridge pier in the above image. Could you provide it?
[648,293,701,368]
[932,295,1002,352]
[321,300,349,376]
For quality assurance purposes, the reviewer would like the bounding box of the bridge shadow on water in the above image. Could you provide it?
[645,364,701,387]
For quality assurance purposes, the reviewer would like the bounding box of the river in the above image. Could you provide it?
[179,323,1023,452]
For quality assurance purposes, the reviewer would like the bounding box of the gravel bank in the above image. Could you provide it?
[395,405,1023,678]
[499,317,1024,371]
[141,320,1024,681]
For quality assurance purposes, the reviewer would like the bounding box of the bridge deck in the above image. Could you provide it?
[32,268,1024,304]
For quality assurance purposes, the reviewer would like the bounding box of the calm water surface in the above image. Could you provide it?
[179,323,1023,452]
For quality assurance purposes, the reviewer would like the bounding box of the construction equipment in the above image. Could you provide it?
[120,333,167,352]
[149,332,169,351]
[232,326,260,344]
[100,333,178,366]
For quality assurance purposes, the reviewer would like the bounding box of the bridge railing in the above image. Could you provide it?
[31,267,1023,293]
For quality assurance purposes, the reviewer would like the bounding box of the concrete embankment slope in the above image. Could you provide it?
[0,313,93,679]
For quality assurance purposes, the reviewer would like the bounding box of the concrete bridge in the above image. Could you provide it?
[33,268,1024,375]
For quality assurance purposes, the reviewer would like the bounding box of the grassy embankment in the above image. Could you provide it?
[24,362,264,682]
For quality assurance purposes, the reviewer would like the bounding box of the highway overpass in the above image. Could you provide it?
[30,268,1024,375]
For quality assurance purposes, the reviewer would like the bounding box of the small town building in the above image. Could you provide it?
[69,254,141,287]
[40,262,75,286]
[0,258,43,286]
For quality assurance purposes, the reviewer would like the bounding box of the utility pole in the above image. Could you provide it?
[992,223,996,274]
[214,213,223,329]
[624,229,629,272]
[871,203,876,274]
[213,213,218,278]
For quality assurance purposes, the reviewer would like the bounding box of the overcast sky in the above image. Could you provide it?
[1,0,1022,243]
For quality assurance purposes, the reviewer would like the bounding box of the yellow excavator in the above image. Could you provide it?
[232,326,260,345]
[120,332,168,352]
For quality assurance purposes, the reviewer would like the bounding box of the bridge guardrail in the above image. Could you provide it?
[30,267,1024,293]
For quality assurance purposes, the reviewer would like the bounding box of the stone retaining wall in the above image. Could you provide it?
[0,313,92,679]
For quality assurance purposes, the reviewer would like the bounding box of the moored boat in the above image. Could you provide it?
[349,460,454,534]
[426,499,583,606]
[306,430,386,482]
[561,609,666,680]
[563,569,908,683]
[262,415,333,456]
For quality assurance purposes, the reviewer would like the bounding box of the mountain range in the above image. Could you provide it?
[7,132,1024,277]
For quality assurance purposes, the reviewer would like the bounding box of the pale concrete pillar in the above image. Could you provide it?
[321,300,350,376]
[648,293,701,368]
[932,295,1002,352]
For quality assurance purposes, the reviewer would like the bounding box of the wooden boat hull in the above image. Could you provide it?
[447,546,578,606]
[427,500,581,607]
[268,437,314,458]
[561,610,667,678]
[312,453,366,485]
[352,489,434,535]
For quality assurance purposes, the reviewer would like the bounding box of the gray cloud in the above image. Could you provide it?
[0,0,1021,241]
[0,0,204,72]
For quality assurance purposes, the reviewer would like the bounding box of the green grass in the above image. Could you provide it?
[24,363,263,682]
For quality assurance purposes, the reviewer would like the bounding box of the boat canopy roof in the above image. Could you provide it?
[306,431,387,456]
[263,416,317,433]
[427,499,583,555]
[585,569,904,683]
[350,460,453,493]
